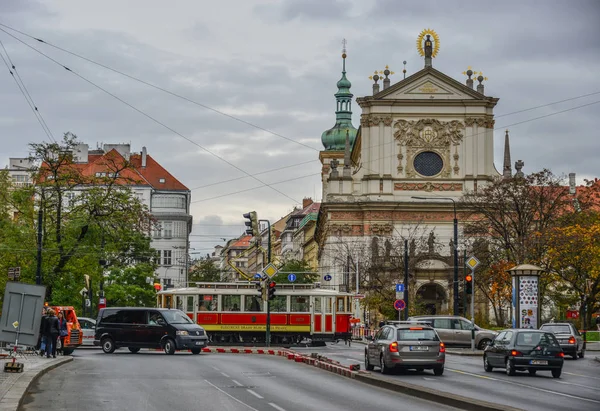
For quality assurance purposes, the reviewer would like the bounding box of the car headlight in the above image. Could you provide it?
[176,331,189,336]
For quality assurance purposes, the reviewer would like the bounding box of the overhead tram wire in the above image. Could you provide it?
[0,22,321,153]
[0,38,55,143]
[0,28,301,205]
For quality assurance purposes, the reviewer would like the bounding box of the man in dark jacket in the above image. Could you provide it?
[38,308,48,356]
[44,309,60,358]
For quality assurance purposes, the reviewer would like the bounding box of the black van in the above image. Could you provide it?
[94,307,209,355]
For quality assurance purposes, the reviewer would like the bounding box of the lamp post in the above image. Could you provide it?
[412,196,459,316]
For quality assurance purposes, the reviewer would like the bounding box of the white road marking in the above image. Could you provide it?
[220,372,230,378]
[564,371,600,381]
[447,368,600,404]
[269,403,287,411]
[204,380,259,411]
[346,358,362,362]
[246,389,264,399]
[232,379,244,386]
[423,377,437,381]
[211,366,221,371]
[555,380,599,390]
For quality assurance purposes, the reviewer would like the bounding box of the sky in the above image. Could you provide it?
[1,0,599,255]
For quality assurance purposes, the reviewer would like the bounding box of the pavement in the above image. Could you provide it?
[0,353,72,411]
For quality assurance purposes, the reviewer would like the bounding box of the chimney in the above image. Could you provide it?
[141,146,147,168]
[569,173,576,195]
[302,198,313,208]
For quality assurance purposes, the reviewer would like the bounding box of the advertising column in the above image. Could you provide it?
[507,264,543,329]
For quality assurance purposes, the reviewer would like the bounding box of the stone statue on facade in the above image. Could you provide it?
[371,237,379,261]
[428,231,436,254]
[384,239,392,261]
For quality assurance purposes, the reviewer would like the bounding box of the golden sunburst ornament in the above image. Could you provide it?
[416,28,440,58]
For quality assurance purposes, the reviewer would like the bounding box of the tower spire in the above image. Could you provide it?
[503,129,512,179]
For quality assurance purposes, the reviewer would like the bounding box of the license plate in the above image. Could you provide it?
[409,346,429,351]
[530,360,548,365]
[195,341,204,346]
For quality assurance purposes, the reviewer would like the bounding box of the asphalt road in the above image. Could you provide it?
[19,348,458,411]
[295,342,600,411]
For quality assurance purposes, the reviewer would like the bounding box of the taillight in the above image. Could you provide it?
[510,350,522,357]
[439,342,445,353]
[568,337,576,344]
[556,352,565,358]
[389,342,399,352]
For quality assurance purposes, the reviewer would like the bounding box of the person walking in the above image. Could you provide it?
[57,311,68,355]
[595,313,600,331]
[44,309,60,358]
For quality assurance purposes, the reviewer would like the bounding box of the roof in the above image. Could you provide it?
[229,235,252,248]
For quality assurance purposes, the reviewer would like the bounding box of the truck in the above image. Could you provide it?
[48,306,83,355]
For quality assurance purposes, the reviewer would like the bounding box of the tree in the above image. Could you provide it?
[188,258,223,283]
[273,259,317,284]
[104,264,157,307]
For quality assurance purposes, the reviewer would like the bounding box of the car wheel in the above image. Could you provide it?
[380,354,392,375]
[578,349,585,359]
[528,369,537,376]
[164,338,176,355]
[505,359,516,376]
[552,369,562,378]
[101,337,115,354]
[478,339,491,350]
[190,348,201,355]
[483,354,493,372]
[365,351,374,371]
[128,347,140,354]
[433,366,444,376]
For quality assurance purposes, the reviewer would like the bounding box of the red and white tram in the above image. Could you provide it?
[157,282,353,345]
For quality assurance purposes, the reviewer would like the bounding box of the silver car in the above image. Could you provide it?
[408,315,498,350]
[365,321,446,375]
[539,322,585,359]
[77,316,97,346]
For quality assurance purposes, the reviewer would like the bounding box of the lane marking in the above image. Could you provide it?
[232,379,244,386]
[204,380,259,411]
[211,366,221,371]
[555,381,599,390]
[269,403,287,411]
[221,372,230,378]
[246,389,264,399]
[446,368,600,404]
[564,371,600,381]
[423,377,437,381]
[346,358,362,362]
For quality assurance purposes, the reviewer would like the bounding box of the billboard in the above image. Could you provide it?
[0,282,46,347]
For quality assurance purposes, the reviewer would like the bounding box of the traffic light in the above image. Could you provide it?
[256,281,267,301]
[243,211,259,236]
[268,281,276,301]
[465,273,473,295]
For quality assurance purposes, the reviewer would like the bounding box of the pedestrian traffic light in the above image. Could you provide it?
[243,211,259,236]
[268,281,276,301]
[465,273,473,295]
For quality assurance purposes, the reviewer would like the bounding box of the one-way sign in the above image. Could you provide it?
[79,287,88,296]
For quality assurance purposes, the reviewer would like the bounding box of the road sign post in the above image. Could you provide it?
[466,256,480,351]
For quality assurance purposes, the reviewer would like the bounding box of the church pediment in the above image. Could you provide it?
[371,68,487,101]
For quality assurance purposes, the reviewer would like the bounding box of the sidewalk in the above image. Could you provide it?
[0,354,72,411]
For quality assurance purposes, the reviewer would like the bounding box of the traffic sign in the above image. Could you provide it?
[324,274,332,281]
[395,283,405,292]
[7,267,20,281]
[394,299,406,311]
[396,291,404,300]
[254,273,262,279]
[353,294,365,299]
[99,298,106,304]
[288,273,297,282]
[262,263,278,279]
[79,287,88,296]
[466,256,480,270]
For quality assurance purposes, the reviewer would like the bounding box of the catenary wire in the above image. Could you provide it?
[0,27,301,205]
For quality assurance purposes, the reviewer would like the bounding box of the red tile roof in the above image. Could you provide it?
[230,235,252,248]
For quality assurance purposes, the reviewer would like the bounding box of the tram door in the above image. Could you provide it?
[311,297,335,337]
[185,295,197,323]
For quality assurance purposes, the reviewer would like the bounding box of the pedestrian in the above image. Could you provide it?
[57,311,68,355]
[595,313,600,331]
[38,308,48,356]
[44,309,60,358]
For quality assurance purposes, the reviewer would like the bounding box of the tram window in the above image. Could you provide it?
[198,295,217,311]
[244,295,263,312]
[291,296,309,312]
[223,295,241,311]
[186,296,194,312]
[324,298,332,313]
[175,296,184,311]
[270,296,287,313]
[314,297,322,313]
[336,297,345,312]
[165,295,172,309]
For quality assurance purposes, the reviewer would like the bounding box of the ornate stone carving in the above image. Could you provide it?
[383,116,393,126]
[361,114,394,127]
[370,223,394,236]
[465,117,476,127]
[453,146,460,175]
[394,182,463,192]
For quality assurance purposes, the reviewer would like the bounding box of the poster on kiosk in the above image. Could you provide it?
[508,264,542,329]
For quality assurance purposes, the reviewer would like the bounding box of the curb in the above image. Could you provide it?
[0,356,73,411]
[353,373,523,411]
[446,350,484,356]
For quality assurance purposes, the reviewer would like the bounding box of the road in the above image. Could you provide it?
[294,342,600,411]
[19,348,458,411]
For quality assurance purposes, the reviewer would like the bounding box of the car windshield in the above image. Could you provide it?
[162,310,193,324]
[540,324,571,334]
[397,329,439,341]
[516,332,560,348]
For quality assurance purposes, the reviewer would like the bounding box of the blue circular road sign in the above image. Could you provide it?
[394,299,406,311]
[288,273,297,282]
[254,273,262,279]
[324,274,332,281]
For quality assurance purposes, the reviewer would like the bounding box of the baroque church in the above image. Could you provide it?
[315,31,514,319]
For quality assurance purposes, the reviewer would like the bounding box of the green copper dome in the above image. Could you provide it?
[321,54,357,151]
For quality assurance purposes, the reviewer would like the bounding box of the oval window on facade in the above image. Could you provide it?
[413,151,443,176]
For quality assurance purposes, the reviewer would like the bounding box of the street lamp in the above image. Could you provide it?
[412,196,459,316]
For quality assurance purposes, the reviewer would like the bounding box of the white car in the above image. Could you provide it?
[77,317,97,346]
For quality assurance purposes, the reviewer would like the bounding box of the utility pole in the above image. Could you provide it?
[355,254,359,321]
[404,239,409,320]
[35,208,43,285]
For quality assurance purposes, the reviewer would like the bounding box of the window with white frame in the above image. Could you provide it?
[153,250,161,265]
[163,221,173,238]
[151,194,186,209]
[163,250,172,266]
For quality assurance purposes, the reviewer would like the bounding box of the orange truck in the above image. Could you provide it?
[49,306,83,355]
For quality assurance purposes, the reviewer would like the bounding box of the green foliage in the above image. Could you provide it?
[104,264,157,307]
[189,258,223,283]
[273,259,317,284]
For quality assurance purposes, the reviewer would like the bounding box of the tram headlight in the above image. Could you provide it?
[176,331,189,336]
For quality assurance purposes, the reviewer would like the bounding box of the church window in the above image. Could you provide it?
[413,151,443,177]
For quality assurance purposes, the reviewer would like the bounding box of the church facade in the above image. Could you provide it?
[315,31,505,320]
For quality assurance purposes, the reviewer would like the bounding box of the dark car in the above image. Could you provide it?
[483,329,564,378]
[94,307,209,355]
[365,321,445,375]
[539,322,584,359]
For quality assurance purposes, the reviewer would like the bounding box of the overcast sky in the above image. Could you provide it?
[1,0,599,254]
